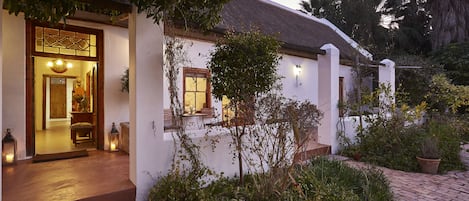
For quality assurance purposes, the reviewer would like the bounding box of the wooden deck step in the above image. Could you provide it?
[294,143,331,163]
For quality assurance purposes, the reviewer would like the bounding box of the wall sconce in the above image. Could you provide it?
[2,128,17,166]
[109,122,120,152]
[47,59,73,73]
[294,64,302,87]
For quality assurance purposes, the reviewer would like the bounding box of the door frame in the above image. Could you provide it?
[26,21,105,156]
[42,75,77,130]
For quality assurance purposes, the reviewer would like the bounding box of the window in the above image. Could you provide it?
[183,68,211,113]
[339,77,345,117]
[35,26,97,57]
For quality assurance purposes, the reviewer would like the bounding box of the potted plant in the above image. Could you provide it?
[416,136,441,174]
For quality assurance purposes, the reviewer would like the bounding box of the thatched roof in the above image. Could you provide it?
[217,0,371,61]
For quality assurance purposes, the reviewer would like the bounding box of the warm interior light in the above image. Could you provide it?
[48,59,72,73]
[110,143,117,151]
[56,59,63,66]
[5,154,14,163]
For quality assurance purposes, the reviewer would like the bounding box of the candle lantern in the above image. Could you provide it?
[2,128,17,166]
[109,123,119,152]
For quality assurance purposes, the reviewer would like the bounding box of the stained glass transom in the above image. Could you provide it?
[35,26,97,57]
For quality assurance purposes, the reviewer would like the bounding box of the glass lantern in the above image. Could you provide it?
[109,123,119,152]
[2,128,17,166]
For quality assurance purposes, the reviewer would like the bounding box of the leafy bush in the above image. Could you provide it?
[150,158,393,200]
[344,117,465,173]
[148,171,206,201]
[295,158,393,201]
[341,82,464,173]
[427,120,466,172]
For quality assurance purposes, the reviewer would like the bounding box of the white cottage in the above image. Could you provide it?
[0,0,394,200]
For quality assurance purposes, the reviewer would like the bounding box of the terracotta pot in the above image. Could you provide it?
[353,153,361,161]
[416,156,441,174]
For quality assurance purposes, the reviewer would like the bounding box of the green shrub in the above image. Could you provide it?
[148,171,209,201]
[345,117,465,173]
[296,158,393,201]
[427,120,465,172]
[203,158,393,201]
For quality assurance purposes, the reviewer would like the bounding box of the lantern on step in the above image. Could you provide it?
[109,123,119,152]
[2,128,17,166]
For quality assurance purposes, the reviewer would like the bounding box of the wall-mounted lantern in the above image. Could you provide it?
[2,128,17,166]
[109,122,120,152]
[294,65,302,87]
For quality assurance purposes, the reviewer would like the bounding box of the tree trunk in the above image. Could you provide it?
[238,146,243,185]
[429,0,469,50]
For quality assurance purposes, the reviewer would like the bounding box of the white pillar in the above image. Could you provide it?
[317,44,340,154]
[379,59,396,105]
[0,3,3,200]
[129,7,172,200]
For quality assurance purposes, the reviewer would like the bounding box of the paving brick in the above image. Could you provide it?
[339,144,469,201]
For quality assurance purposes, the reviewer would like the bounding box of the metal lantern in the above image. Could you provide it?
[2,128,17,166]
[109,123,120,152]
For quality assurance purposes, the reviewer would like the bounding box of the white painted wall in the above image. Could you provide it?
[2,11,26,159]
[339,65,354,98]
[129,10,172,201]
[163,38,322,121]
[277,54,318,104]
[2,12,130,158]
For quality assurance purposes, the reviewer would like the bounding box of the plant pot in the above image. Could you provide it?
[353,153,361,161]
[416,156,441,174]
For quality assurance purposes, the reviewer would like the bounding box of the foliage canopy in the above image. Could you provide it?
[3,0,229,30]
[208,30,281,103]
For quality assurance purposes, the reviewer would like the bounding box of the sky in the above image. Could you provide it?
[270,0,302,10]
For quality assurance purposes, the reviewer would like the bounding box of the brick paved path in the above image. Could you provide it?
[341,144,469,201]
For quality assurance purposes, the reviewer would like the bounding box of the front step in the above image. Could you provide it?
[76,184,136,201]
[294,143,331,163]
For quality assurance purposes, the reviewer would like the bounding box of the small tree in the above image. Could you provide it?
[208,30,281,184]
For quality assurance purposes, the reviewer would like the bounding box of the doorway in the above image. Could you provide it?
[26,21,104,156]
[50,77,67,119]
[34,57,98,154]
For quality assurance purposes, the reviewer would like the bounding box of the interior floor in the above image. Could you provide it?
[35,120,95,154]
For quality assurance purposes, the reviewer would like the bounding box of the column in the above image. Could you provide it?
[317,44,340,154]
[379,59,396,105]
[129,7,172,201]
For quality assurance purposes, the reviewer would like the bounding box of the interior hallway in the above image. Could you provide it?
[35,120,95,154]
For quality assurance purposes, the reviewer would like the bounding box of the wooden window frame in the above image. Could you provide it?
[183,67,211,113]
[339,77,345,117]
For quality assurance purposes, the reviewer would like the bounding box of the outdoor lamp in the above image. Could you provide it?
[109,122,120,152]
[2,128,17,166]
[295,64,302,87]
[47,59,73,73]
